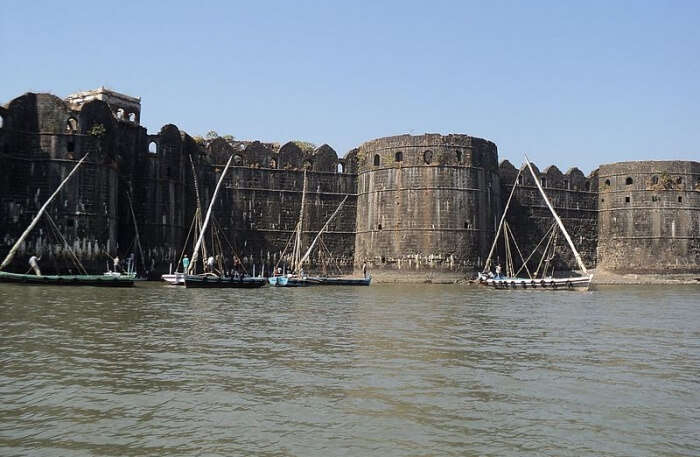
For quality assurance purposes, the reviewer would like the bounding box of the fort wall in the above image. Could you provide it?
[1,88,699,278]
[597,161,700,273]
[498,160,598,272]
[354,134,501,275]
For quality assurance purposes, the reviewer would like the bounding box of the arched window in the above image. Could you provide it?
[541,178,547,187]
[563,180,568,189]
[233,155,243,165]
[374,154,380,166]
[395,151,403,162]
[517,175,523,185]
[423,150,432,164]
[584,181,591,191]
[605,179,611,187]
[337,163,344,173]
[116,108,125,119]
[128,113,136,122]
[456,150,462,163]
[66,117,78,132]
[676,177,683,184]
[651,175,659,185]
[269,158,277,169]
[625,177,633,185]
[377,223,382,231]
[148,141,157,154]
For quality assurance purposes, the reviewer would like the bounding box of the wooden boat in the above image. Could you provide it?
[479,156,593,291]
[0,152,134,288]
[0,271,134,287]
[271,172,363,287]
[480,275,590,290]
[182,154,267,288]
[267,275,289,286]
[162,272,186,285]
[305,275,372,286]
[184,274,266,289]
[164,153,211,286]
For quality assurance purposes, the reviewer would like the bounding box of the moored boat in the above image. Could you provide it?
[162,272,186,285]
[305,275,372,286]
[184,274,266,288]
[479,155,593,291]
[479,274,590,290]
[0,151,135,288]
[0,271,134,287]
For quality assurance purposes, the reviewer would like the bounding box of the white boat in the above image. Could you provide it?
[162,272,186,285]
[479,155,593,291]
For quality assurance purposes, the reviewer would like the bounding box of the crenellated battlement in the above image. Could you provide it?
[0,89,698,277]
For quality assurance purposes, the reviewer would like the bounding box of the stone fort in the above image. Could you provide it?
[1,88,698,277]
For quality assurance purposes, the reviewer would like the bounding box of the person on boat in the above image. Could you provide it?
[182,254,190,272]
[233,256,242,277]
[28,255,42,276]
[113,256,120,272]
[495,264,502,279]
[206,256,215,273]
[362,261,367,278]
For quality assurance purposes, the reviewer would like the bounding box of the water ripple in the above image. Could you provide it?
[1,283,699,456]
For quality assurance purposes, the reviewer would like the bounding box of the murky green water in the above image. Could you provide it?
[1,283,698,456]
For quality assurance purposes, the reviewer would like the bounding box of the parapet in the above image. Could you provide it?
[356,133,498,172]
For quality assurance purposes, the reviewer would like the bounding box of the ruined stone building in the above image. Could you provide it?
[0,88,698,277]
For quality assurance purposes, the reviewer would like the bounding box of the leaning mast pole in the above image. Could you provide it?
[524,154,589,275]
[188,154,234,274]
[482,167,523,273]
[0,152,90,271]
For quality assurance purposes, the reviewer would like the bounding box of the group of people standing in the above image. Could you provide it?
[180,254,244,277]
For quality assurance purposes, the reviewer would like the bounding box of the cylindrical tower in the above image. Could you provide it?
[598,161,700,273]
[354,134,500,277]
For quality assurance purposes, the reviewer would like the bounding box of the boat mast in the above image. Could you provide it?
[0,152,90,271]
[188,154,234,274]
[298,194,348,267]
[187,153,207,263]
[482,167,523,273]
[524,155,589,275]
[294,170,308,274]
[125,189,146,274]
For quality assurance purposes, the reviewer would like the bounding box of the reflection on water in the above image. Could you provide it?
[1,284,698,456]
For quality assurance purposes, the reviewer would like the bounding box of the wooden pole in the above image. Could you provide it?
[524,155,589,275]
[188,154,234,274]
[482,167,523,273]
[298,195,348,267]
[294,170,308,274]
[1,153,90,271]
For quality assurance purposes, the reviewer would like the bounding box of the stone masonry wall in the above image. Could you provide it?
[3,89,699,279]
[354,134,501,275]
[498,160,598,275]
[597,161,700,273]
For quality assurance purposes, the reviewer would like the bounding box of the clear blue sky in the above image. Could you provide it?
[1,0,698,173]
